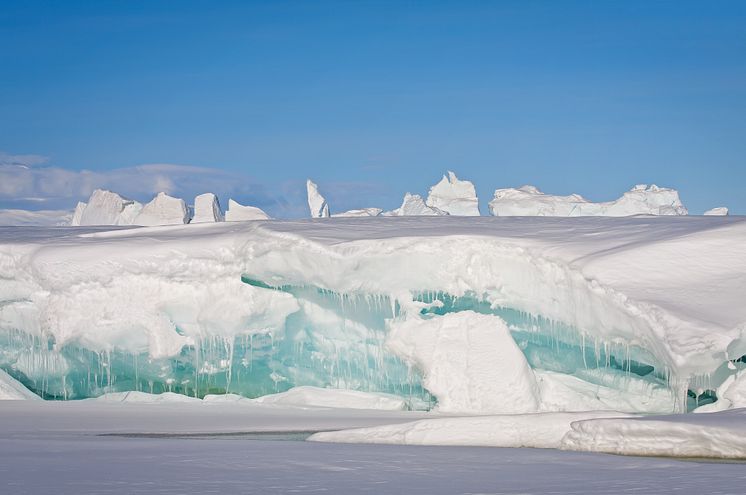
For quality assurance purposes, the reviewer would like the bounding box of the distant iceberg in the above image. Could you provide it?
[426,171,480,216]
[489,184,688,216]
[306,179,330,218]
[225,199,270,221]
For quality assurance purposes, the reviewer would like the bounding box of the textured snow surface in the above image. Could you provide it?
[425,171,480,216]
[192,193,224,223]
[562,408,746,459]
[388,311,539,413]
[224,198,270,221]
[2,402,743,495]
[306,179,330,218]
[0,209,72,226]
[133,192,190,226]
[309,411,628,448]
[1,216,745,413]
[489,184,688,216]
[252,386,408,410]
[0,368,41,400]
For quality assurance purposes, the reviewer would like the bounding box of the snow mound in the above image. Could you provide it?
[426,171,480,216]
[74,189,143,226]
[561,408,746,459]
[489,184,688,216]
[225,199,270,221]
[309,411,628,448]
[192,193,224,223]
[333,208,383,218]
[306,179,330,218]
[387,312,539,414]
[252,386,408,410]
[133,192,190,226]
[704,207,729,216]
[0,369,40,400]
[385,193,447,216]
[0,209,72,226]
[92,391,201,403]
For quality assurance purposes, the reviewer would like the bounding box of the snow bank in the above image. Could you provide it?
[252,386,408,410]
[561,408,746,459]
[306,179,330,218]
[309,411,628,448]
[0,369,40,400]
[133,192,190,226]
[333,208,383,218]
[73,189,143,226]
[192,193,224,223]
[489,184,688,216]
[426,171,480,216]
[385,193,446,216]
[225,199,270,221]
[387,312,539,414]
[0,209,72,226]
[704,207,729,216]
[92,391,201,403]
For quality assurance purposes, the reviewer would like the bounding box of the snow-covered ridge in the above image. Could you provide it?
[1,216,744,413]
[489,184,688,216]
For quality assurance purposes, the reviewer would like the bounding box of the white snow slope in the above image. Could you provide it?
[1,216,745,416]
[0,368,42,400]
[489,184,688,216]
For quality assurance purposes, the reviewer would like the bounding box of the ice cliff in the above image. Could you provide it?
[1,216,744,414]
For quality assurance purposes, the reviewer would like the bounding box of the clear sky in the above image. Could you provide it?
[1,0,744,216]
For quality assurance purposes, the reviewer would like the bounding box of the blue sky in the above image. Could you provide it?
[1,0,744,216]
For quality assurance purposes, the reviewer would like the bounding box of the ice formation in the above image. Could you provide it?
[192,193,224,223]
[704,207,729,216]
[489,184,688,216]
[73,189,143,226]
[133,192,190,226]
[426,171,480,216]
[385,193,447,216]
[306,179,330,218]
[1,216,745,417]
[224,199,270,221]
[388,311,539,413]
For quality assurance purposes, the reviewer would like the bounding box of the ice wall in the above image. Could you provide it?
[1,216,744,413]
[489,184,688,216]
